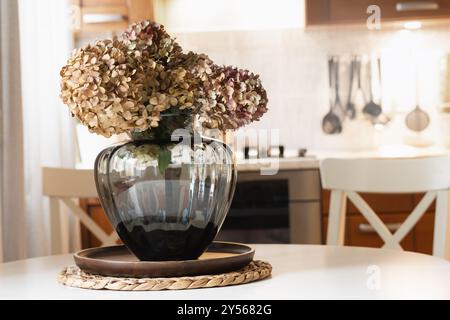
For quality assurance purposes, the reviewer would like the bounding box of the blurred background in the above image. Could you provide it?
[2,0,450,261]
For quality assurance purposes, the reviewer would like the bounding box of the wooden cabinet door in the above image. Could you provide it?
[74,0,154,37]
[126,0,154,23]
[321,190,436,253]
[347,213,415,250]
[322,190,415,216]
[306,0,450,25]
[414,212,435,254]
[80,0,126,6]
[80,199,121,248]
[79,0,154,22]
[323,212,415,250]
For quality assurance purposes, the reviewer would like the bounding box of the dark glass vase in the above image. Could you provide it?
[94,119,237,261]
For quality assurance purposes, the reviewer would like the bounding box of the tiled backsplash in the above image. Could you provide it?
[174,26,450,151]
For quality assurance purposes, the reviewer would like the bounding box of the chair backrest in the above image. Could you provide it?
[320,155,450,193]
[320,155,450,259]
[42,167,118,254]
[42,167,97,198]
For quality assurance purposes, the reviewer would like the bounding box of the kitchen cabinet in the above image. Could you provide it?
[80,198,120,248]
[306,0,450,26]
[414,212,435,254]
[321,190,436,254]
[348,213,415,250]
[73,0,154,37]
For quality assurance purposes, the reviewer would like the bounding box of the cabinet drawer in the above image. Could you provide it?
[322,212,414,251]
[322,191,415,215]
[414,212,435,255]
[347,213,415,251]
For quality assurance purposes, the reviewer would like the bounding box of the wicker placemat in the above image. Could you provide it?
[58,260,272,291]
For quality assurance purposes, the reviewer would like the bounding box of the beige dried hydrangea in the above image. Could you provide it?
[119,20,182,64]
[61,40,141,137]
[60,20,268,138]
[168,51,216,110]
[60,42,198,137]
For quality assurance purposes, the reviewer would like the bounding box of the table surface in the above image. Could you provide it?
[1,244,450,300]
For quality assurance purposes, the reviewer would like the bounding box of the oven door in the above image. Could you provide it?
[216,179,290,243]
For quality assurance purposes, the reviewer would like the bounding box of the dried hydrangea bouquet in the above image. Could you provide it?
[60,21,268,261]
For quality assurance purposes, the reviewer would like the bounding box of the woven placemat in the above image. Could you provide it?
[58,260,272,291]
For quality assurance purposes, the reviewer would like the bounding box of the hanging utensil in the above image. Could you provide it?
[334,56,345,121]
[406,105,430,132]
[345,56,357,119]
[372,57,390,126]
[322,56,342,135]
[405,60,430,132]
[363,57,382,119]
[353,56,366,113]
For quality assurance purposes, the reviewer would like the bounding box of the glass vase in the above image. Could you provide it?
[94,116,237,261]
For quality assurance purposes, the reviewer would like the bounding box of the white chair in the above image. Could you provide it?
[320,156,450,259]
[42,167,119,254]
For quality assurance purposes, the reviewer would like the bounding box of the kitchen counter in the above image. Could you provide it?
[237,145,450,172]
[237,157,319,172]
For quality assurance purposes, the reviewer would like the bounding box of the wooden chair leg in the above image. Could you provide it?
[49,197,63,255]
[327,190,347,245]
[433,190,450,260]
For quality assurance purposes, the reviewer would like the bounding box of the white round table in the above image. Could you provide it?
[1,244,450,300]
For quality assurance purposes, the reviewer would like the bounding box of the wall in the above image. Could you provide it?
[174,26,450,151]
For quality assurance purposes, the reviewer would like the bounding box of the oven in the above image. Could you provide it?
[216,168,323,244]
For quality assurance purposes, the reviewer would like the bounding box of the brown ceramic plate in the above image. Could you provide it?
[74,241,255,278]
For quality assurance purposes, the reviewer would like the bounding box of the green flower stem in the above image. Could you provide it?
[130,110,193,175]
[157,147,172,175]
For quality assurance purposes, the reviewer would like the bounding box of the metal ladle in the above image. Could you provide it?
[406,105,430,132]
[334,56,345,121]
[405,62,430,132]
[353,56,366,111]
[372,57,390,126]
[363,58,382,119]
[345,56,356,119]
[322,57,342,135]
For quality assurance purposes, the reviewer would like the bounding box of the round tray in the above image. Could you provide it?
[74,241,255,278]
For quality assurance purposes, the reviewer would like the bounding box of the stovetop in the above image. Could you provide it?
[237,146,313,161]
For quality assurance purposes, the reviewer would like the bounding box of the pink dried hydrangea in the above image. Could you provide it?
[200,66,268,131]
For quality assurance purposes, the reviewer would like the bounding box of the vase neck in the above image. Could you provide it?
[130,112,197,141]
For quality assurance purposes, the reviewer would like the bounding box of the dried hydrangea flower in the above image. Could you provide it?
[60,20,268,137]
[60,39,167,137]
[166,51,216,111]
[199,66,268,131]
[170,51,214,82]
[119,20,182,65]
[60,40,200,137]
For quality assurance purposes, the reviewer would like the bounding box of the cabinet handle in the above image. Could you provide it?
[396,2,439,11]
[358,222,402,233]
